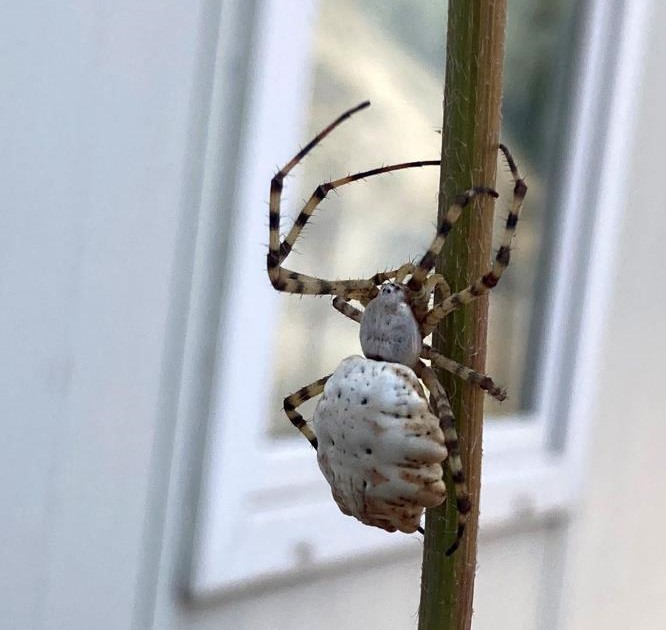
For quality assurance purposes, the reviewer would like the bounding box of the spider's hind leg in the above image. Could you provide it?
[417,362,470,556]
[283,375,331,449]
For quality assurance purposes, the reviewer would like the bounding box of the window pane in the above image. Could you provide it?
[269,0,579,435]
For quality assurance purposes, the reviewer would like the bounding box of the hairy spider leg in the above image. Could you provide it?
[416,362,470,557]
[422,144,528,335]
[278,161,439,264]
[406,187,499,294]
[332,296,364,323]
[267,100,439,298]
[283,375,331,449]
[420,344,506,401]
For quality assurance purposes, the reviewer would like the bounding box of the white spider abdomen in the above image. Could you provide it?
[360,283,422,367]
[313,355,447,533]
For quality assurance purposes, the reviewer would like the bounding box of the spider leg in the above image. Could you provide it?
[283,375,331,449]
[406,187,499,294]
[421,144,527,336]
[369,263,419,293]
[414,272,451,322]
[420,344,506,401]
[332,296,364,323]
[330,264,418,314]
[268,101,373,298]
[416,361,470,557]
[267,101,438,299]
[279,162,439,264]
[393,263,416,284]
[269,100,369,263]
[369,267,401,284]
[268,268,379,298]
[423,273,450,300]
[331,271,450,328]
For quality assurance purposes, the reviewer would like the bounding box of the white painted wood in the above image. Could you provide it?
[563,2,666,630]
[0,1,205,628]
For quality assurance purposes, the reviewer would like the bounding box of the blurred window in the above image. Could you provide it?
[269,0,580,431]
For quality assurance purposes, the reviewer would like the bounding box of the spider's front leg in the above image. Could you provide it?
[267,101,439,300]
[421,144,527,335]
[267,101,376,299]
[406,187,499,294]
[283,375,331,449]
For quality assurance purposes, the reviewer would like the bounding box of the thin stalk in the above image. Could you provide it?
[418,2,507,630]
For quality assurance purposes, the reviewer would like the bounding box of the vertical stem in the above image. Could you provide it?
[418,2,507,630]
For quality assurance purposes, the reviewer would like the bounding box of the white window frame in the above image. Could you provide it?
[188,0,645,597]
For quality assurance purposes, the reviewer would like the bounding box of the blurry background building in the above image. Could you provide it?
[1,0,664,628]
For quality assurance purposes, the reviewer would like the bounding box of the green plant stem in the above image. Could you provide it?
[418,2,507,629]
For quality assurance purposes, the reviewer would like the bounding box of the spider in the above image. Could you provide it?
[267,101,526,555]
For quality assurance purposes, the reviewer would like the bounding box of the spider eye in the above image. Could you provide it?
[382,282,403,295]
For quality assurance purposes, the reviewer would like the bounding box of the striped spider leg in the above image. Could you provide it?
[266,100,440,300]
[283,376,330,450]
[421,143,528,336]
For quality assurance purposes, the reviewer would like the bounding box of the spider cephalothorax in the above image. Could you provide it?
[269,101,526,555]
[360,283,422,367]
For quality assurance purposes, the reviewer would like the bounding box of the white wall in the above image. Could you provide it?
[563,2,666,628]
[0,1,208,628]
